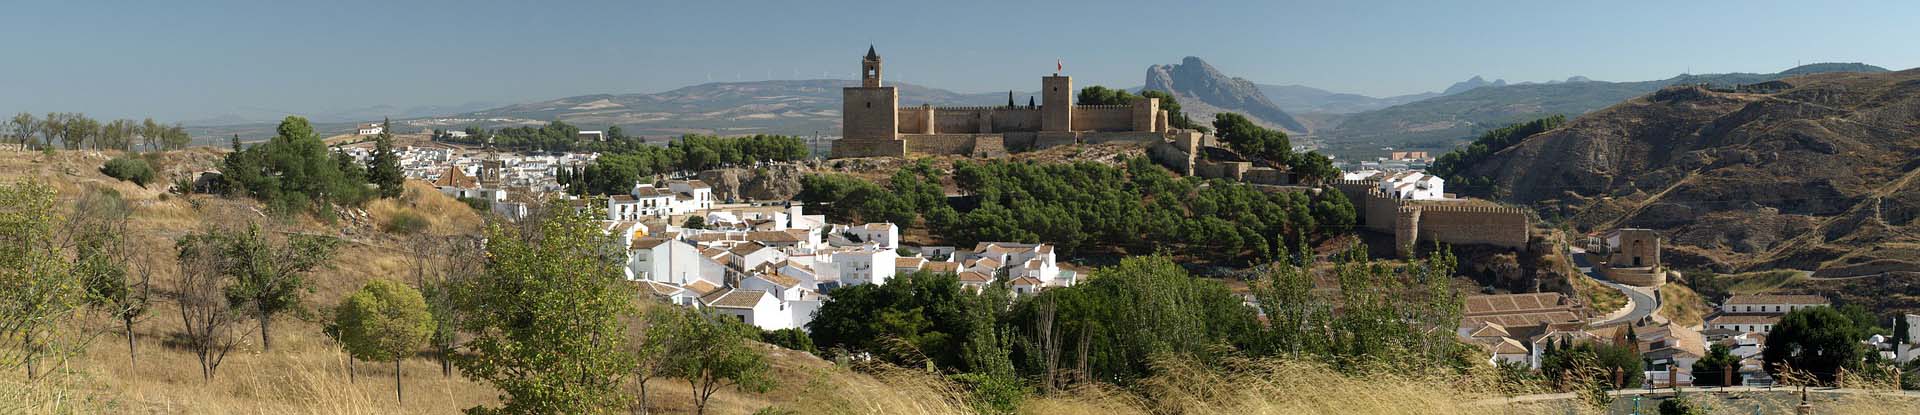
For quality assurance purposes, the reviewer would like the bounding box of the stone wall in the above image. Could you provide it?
[1242,168,1294,186]
[900,134,1010,158]
[1195,160,1251,180]
[1408,203,1531,250]
[830,139,906,158]
[992,108,1041,132]
[1042,76,1072,131]
[898,106,929,134]
[1034,132,1078,150]
[843,87,898,141]
[1072,105,1135,132]
[1081,131,1164,145]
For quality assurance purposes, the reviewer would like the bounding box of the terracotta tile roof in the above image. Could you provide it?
[895,257,926,269]
[1468,322,1511,338]
[1490,337,1528,354]
[863,223,893,230]
[1010,276,1043,286]
[632,238,669,250]
[780,259,812,273]
[642,281,683,296]
[747,231,800,243]
[680,180,711,189]
[753,272,800,288]
[701,247,729,259]
[957,271,992,283]
[1709,315,1781,325]
[1723,294,1828,306]
[1463,293,1571,316]
[683,280,719,296]
[971,257,1001,269]
[1460,312,1582,329]
[921,262,960,273]
[702,289,767,309]
[433,166,478,188]
[729,241,771,256]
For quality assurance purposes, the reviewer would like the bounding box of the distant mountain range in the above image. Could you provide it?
[1315,63,1891,153]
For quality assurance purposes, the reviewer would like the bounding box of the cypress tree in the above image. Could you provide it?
[368,117,405,199]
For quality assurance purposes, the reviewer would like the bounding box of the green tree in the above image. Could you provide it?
[664,309,774,415]
[100,157,156,186]
[1764,306,1866,384]
[335,279,435,402]
[1212,112,1291,163]
[682,215,706,230]
[0,181,83,381]
[222,116,375,215]
[1076,85,1138,106]
[11,112,40,148]
[453,208,635,414]
[73,188,152,367]
[368,118,405,199]
[1691,343,1740,386]
[212,224,338,351]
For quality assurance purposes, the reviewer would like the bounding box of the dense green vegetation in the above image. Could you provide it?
[221,117,382,215]
[809,245,1468,393]
[1763,306,1869,383]
[1427,115,1565,197]
[1540,340,1643,390]
[800,157,1354,263]
[1210,112,1339,183]
[576,134,808,195]
[334,279,434,401]
[100,156,157,186]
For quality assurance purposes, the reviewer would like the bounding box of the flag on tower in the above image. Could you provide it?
[1057,58,1063,73]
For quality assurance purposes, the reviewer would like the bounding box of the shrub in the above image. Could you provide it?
[761,328,816,354]
[455,197,490,212]
[382,212,429,235]
[100,157,156,186]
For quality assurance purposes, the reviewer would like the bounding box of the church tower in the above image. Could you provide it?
[862,45,883,87]
[835,45,901,158]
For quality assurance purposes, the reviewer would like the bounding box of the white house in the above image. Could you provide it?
[843,223,899,250]
[830,248,898,286]
[667,180,715,211]
[1378,171,1445,200]
[700,289,793,330]
[1719,294,1829,314]
[971,242,1068,287]
[1707,315,1780,334]
[357,122,384,136]
[578,130,607,141]
[729,242,786,272]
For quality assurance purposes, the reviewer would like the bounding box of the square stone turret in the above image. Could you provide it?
[1041,75,1072,132]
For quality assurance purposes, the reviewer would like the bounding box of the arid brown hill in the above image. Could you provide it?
[1464,69,1920,276]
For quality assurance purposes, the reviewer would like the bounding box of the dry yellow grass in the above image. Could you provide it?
[1657,282,1709,327]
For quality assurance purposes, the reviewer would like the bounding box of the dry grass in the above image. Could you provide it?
[1658,283,1709,327]
[1571,272,1629,313]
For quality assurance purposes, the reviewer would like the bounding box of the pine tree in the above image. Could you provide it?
[368,117,405,199]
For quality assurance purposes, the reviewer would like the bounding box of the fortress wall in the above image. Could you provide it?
[1194,160,1251,180]
[1034,132,1078,150]
[934,108,986,134]
[1409,204,1531,249]
[991,108,1042,132]
[1072,105,1135,132]
[1242,168,1294,186]
[1001,132,1038,152]
[1360,189,1402,233]
[903,134,994,156]
[970,135,1009,158]
[830,139,906,158]
[1081,131,1164,145]
[897,107,928,134]
[1149,141,1195,176]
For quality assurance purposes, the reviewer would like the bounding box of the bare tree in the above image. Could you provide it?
[174,230,251,382]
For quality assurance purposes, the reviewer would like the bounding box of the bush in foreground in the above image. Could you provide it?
[101,157,156,186]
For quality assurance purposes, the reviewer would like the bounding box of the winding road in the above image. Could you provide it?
[1571,246,1658,327]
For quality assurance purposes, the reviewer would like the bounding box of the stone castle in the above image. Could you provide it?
[833,46,1174,158]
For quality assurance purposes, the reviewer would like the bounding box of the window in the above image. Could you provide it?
[735,315,745,322]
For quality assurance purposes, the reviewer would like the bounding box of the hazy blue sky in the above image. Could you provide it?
[5,0,1917,123]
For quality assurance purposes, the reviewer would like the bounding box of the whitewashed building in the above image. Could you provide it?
[1379,171,1445,200]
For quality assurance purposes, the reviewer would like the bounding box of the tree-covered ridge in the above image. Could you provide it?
[800,157,1355,263]
[1426,114,1565,195]
[221,116,386,215]
[570,134,809,195]
[1210,113,1339,184]
[7,112,193,152]
[808,246,1470,393]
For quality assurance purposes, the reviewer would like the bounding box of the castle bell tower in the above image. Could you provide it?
[862,45,883,87]
[835,45,901,158]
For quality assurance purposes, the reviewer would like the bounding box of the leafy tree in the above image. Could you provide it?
[335,279,435,402]
[1764,306,1866,384]
[368,118,405,199]
[453,207,636,414]
[681,215,706,230]
[810,271,983,368]
[213,224,339,351]
[1542,341,1643,390]
[1658,395,1705,415]
[629,305,686,415]
[0,181,82,381]
[1691,343,1741,386]
[10,112,39,148]
[100,156,156,186]
[663,308,774,415]
[74,188,151,367]
[221,116,375,215]
[1896,317,1911,347]
[1076,86,1138,106]
[761,328,816,353]
[174,229,250,381]
[1213,112,1292,163]
[1008,255,1260,385]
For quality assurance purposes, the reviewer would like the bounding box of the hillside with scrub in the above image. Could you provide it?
[6,119,1920,414]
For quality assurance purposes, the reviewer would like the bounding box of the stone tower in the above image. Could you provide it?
[834,46,902,158]
[1041,75,1072,132]
[862,45,883,87]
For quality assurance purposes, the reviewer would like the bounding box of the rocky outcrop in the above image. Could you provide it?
[1465,68,1920,273]
[1144,57,1307,133]
[697,164,809,202]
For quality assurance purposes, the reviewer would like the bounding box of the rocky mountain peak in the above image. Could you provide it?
[1143,57,1306,133]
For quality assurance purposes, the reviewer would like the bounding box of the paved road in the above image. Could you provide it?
[1571,247,1657,326]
